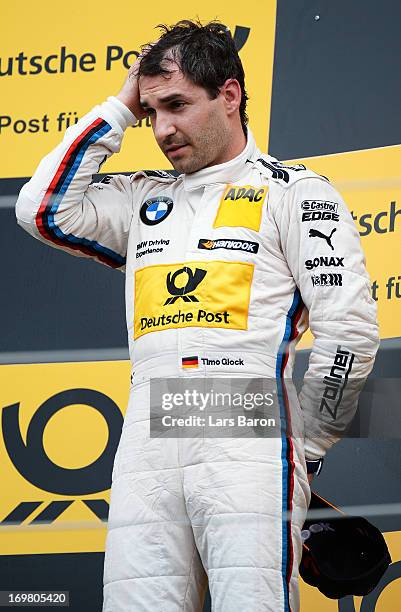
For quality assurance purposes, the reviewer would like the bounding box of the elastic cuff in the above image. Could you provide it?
[102,96,137,131]
[306,458,324,476]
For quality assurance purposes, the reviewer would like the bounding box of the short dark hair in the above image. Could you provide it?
[138,19,249,133]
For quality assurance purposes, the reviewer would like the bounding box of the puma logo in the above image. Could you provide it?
[309,228,336,250]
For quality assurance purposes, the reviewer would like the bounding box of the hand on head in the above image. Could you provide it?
[116,42,157,120]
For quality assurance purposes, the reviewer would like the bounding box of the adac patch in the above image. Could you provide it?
[214,185,268,231]
[140,196,173,226]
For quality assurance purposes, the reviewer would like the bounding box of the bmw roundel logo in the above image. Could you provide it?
[140,196,174,226]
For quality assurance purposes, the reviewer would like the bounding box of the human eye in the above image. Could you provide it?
[170,101,186,110]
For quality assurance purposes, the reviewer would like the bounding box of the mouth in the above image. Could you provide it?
[165,144,188,156]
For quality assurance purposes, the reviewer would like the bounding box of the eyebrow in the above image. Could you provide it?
[140,93,187,108]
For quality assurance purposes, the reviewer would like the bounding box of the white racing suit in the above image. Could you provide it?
[16,97,379,611]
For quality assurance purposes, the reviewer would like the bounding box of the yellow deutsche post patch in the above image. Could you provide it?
[213,185,268,231]
[134,261,254,339]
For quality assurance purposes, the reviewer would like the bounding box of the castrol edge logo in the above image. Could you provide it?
[134,261,254,339]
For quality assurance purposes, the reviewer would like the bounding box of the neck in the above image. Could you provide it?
[224,129,247,163]
[209,125,247,167]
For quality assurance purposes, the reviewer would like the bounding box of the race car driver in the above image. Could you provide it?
[15,19,379,612]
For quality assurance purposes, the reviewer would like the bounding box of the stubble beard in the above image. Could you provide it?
[171,121,230,175]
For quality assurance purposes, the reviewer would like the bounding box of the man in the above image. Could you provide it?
[16,20,379,612]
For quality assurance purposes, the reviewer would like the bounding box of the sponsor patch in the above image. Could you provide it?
[302,211,339,222]
[198,238,259,253]
[301,200,338,212]
[308,228,336,250]
[320,346,354,419]
[134,261,254,339]
[136,238,170,259]
[311,273,343,287]
[213,184,268,231]
[305,256,344,270]
[301,201,339,222]
[140,196,173,226]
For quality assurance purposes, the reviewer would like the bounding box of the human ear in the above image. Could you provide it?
[220,79,242,115]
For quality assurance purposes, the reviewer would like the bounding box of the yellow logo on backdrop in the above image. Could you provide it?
[134,261,254,339]
[214,185,268,231]
[0,361,130,555]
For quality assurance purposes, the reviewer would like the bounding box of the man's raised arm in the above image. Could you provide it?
[15,63,145,271]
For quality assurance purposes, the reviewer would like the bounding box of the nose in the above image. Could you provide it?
[153,111,176,144]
